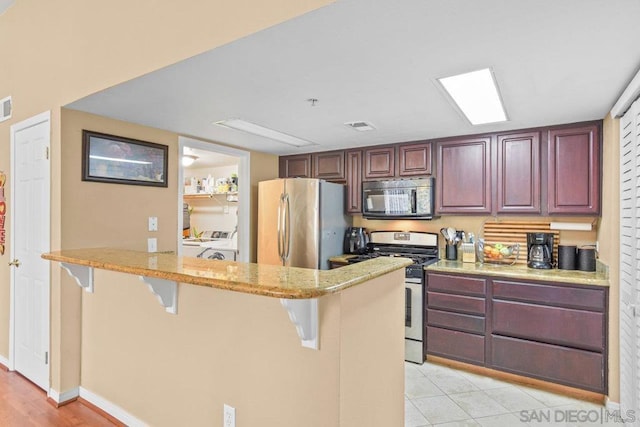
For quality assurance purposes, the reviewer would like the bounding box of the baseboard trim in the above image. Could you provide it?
[605,398,620,411]
[79,387,146,427]
[0,354,9,371]
[427,355,606,404]
[47,387,79,407]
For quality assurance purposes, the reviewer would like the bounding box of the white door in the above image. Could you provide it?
[10,111,51,390]
[620,99,640,426]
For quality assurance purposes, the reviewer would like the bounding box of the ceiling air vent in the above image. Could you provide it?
[344,121,375,132]
[0,96,11,123]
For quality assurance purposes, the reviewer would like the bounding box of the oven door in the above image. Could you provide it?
[405,278,423,340]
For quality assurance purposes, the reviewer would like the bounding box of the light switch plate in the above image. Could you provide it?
[148,216,158,231]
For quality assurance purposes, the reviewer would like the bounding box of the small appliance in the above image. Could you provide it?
[362,177,436,219]
[344,227,369,254]
[527,232,554,269]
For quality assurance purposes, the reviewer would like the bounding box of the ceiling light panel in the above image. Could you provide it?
[214,119,314,148]
[438,68,508,125]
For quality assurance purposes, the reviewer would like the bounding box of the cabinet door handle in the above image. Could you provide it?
[8,259,20,267]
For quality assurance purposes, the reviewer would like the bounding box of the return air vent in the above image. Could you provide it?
[0,96,11,123]
[344,121,375,132]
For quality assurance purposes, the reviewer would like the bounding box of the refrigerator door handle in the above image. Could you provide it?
[277,193,284,262]
[283,193,291,261]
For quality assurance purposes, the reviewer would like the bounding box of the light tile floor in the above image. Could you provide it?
[405,361,625,426]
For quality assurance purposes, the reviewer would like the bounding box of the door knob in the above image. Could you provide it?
[8,259,20,267]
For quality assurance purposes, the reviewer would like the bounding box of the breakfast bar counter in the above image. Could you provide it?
[42,247,411,298]
[42,248,409,427]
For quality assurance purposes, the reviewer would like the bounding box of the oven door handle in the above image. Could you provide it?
[405,277,422,284]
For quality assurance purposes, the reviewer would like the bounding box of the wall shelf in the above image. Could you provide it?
[184,192,238,202]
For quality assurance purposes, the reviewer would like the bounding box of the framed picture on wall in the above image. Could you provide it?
[82,130,168,187]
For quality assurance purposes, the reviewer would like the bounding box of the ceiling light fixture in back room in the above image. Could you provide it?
[214,118,315,148]
[438,68,508,125]
[182,154,198,167]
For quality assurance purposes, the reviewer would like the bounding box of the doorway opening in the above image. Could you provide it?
[178,136,250,262]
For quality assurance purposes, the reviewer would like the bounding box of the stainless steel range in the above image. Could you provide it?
[347,231,439,364]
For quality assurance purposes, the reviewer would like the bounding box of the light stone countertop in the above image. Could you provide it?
[42,248,411,299]
[426,260,609,287]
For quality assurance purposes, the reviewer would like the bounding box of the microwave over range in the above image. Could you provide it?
[362,177,436,219]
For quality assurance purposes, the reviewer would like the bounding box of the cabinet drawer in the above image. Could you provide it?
[492,300,604,351]
[427,326,485,365]
[427,309,485,334]
[427,273,486,296]
[427,292,485,315]
[492,280,606,311]
[491,335,604,393]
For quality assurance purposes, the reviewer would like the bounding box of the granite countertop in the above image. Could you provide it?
[42,248,411,299]
[426,260,609,287]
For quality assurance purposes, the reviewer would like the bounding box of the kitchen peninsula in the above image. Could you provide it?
[42,248,410,427]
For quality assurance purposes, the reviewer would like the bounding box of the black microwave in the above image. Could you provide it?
[362,178,436,219]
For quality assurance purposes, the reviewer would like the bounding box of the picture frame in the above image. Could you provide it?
[82,130,168,187]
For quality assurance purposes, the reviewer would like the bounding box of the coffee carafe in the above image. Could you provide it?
[527,232,554,269]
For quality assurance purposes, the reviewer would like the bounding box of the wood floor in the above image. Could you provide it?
[0,366,116,426]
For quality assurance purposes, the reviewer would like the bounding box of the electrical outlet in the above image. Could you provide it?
[148,216,158,231]
[223,404,235,427]
[147,238,157,253]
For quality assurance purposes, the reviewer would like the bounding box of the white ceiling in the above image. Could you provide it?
[66,0,640,156]
[183,147,239,169]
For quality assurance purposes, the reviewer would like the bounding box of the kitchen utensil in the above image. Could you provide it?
[461,242,476,263]
[445,244,457,260]
[447,227,456,242]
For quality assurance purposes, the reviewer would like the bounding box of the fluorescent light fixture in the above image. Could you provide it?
[89,155,152,165]
[214,119,314,148]
[550,222,593,231]
[438,68,507,125]
[182,155,198,167]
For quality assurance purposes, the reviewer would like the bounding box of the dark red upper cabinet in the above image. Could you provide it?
[399,142,432,176]
[547,124,601,215]
[312,150,345,182]
[345,150,363,214]
[496,132,541,214]
[364,146,395,180]
[436,137,492,214]
[279,154,312,178]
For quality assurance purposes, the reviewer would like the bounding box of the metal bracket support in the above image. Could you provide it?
[280,298,318,350]
[60,263,94,293]
[139,276,178,314]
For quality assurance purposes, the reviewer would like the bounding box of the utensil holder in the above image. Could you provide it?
[445,244,458,261]
[461,242,476,263]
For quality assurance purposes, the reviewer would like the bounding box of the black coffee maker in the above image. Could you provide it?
[344,227,369,254]
[527,232,554,269]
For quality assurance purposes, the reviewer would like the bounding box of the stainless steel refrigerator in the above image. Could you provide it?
[258,178,350,269]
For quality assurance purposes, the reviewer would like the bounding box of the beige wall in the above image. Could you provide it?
[0,0,332,379]
[80,268,404,426]
[354,215,598,257]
